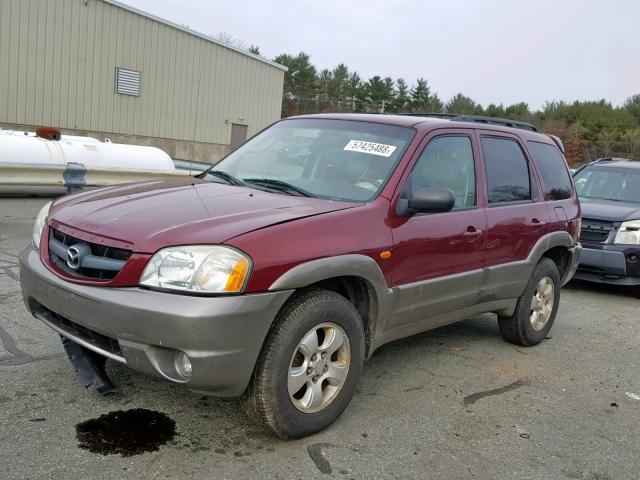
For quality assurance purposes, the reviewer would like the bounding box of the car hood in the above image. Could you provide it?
[49,177,357,253]
[579,197,640,222]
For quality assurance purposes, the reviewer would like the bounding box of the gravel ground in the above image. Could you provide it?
[1,197,638,480]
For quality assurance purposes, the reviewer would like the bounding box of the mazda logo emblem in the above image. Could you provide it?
[66,246,82,270]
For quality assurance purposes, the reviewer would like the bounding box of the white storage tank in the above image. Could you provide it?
[0,127,179,195]
[0,128,174,172]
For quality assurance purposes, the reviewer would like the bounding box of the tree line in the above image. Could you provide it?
[272,52,640,164]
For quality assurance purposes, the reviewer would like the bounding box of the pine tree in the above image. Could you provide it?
[410,78,431,111]
[393,78,410,112]
[445,93,482,115]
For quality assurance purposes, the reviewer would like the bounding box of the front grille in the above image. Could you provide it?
[580,218,616,244]
[49,228,131,280]
[43,308,122,358]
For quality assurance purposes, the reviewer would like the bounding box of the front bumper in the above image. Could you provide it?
[573,242,640,286]
[19,245,293,396]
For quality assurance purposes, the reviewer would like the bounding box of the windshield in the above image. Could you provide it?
[204,119,415,202]
[573,166,640,203]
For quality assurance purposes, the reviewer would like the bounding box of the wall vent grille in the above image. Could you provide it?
[115,68,140,96]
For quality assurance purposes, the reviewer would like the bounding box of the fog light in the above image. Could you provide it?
[175,351,192,378]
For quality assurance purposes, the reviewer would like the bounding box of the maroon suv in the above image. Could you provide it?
[20,114,581,437]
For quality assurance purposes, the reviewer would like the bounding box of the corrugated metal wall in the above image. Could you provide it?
[0,0,285,145]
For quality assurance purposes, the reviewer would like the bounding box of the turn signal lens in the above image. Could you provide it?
[225,257,250,292]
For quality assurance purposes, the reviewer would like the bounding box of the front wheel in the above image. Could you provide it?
[498,258,561,347]
[245,289,365,438]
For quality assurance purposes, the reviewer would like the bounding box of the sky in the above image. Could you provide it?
[120,0,640,110]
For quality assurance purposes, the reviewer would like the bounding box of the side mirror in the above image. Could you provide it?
[407,187,455,214]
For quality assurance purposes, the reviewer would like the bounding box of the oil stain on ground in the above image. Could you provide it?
[76,408,176,456]
[307,443,336,475]
[463,379,529,407]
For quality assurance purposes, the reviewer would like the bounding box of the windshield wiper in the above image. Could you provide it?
[200,170,245,186]
[242,178,314,197]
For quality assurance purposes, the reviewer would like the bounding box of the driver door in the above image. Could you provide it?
[389,130,487,328]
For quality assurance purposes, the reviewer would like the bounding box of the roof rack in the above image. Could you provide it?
[394,112,538,132]
[451,115,538,132]
[389,112,460,118]
[394,112,457,119]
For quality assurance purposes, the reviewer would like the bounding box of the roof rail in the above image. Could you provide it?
[394,112,458,119]
[393,113,538,132]
[449,115,538,132]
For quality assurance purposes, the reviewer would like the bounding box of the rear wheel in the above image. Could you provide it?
[245,289,365,438]
[498,258,560,346]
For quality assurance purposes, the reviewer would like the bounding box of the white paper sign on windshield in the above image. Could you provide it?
[343,140,397,157]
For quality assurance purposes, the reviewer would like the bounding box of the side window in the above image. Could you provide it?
[527,141,572,200]
[407,136,476,210]
[481,137,531,204]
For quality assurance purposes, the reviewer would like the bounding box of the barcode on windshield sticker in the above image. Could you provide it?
[343,140,397,157]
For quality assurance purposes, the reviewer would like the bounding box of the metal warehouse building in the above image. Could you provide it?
[0,0,286,163]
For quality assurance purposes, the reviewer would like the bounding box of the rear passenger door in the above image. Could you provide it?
[525,140,579,238]
[477,131,551,300]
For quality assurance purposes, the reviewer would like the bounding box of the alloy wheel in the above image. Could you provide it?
[287,322,351,414]
[530,276,555,331]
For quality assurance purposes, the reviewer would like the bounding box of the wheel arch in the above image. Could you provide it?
[528,231,579,286]
[528,229,573,268]
[269,255,393,355]
[528,231,573,263]
[543,245,571,278]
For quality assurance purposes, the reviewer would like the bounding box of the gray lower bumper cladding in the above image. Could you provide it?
[19,245,293,396]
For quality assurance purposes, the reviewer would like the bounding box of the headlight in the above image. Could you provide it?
[32,201,52,250]
[139,245,251,294]
[615,220,640,245]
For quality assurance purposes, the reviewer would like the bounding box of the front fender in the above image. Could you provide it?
[268,254,395,330]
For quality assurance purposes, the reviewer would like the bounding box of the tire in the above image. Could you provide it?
[498,258,561,347]
[244,289,365,438]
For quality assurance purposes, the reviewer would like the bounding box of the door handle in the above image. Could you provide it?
[528,218,546,227]
[462,226,483,237]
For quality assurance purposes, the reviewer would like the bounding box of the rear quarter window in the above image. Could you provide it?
[527,141,573,200]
